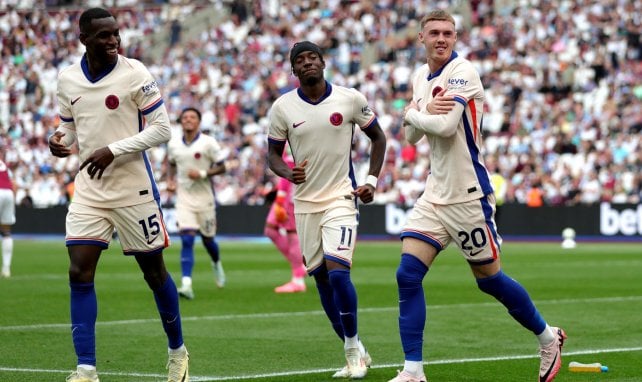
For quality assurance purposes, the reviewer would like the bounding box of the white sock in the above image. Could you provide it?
[181,276,192,287]
[169,344,186,354]
[77,364,96,371]
[537,324,555,345]
[2,236,12,270]
[358,339,366,354]
[404,360,424,376]
[344,335,359,350]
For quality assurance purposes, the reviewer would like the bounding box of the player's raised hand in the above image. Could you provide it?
[291,159,308,184]
[353,183,375,204]
[48,131,72,158]
[426,88,455,114]
[79,146,115,180]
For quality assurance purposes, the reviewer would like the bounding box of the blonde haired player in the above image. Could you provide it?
[388,10,565,382]
[268,41,386,379]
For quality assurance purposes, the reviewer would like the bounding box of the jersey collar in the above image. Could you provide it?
[427,51,459,81]
[81,54,119,83]
[297,80,332,105]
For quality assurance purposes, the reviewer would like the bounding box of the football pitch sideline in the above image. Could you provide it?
[1,240,640,381]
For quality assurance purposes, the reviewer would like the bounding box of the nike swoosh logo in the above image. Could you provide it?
[292,121,305,128]
[71,96,82,105]
[147,235,159,245]
[540,353,558,381]
[165,315,178,324]
[468,249,483,256]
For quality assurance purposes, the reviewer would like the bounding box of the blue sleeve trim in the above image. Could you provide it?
[454,96,467,107]
[141,99,164,115]
[268,137,287,145]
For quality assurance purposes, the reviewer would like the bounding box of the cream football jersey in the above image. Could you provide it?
[268,82,377,213]
[56,54,171,208]
[167,132,226,211]
[406,52,493,204]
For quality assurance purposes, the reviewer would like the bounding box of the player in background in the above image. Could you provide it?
[264,148,307,293]
[268,41,387,379]
[0,150,15,278]
[166,107,227,299]
[48,8,189,382]
[388,10,565,382]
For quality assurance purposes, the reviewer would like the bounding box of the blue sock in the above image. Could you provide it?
[201,235,220,263]
[180,234,195,278]
[70,282,97,366]
[328,269,358,338]
[152,276,183,349]
[314,271,344,340]
[397,254,428,362]
[476,270,546,334]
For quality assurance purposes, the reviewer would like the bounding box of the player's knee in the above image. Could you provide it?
[264,225,277,238]
[68,264,93,283]
[312,264,330,285]
[476,270,505,296]
[143,267,167,290]
[180,233,195,248]
[396,253,428,287]
[199,233,213,243]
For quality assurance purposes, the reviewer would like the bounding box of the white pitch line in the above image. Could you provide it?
[2,346,641,381]
[1,295,641,331]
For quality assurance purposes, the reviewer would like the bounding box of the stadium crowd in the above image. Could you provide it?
[1,0,641,209]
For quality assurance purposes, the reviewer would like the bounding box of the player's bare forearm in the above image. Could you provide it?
[364,122,387,178]
[268,142,306,183]
[268,143,289,177]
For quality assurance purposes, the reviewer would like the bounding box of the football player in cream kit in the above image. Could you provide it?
[268,41,386,379]
[167,107,227,299]
[48,7,189,382]
[388,10,566,382]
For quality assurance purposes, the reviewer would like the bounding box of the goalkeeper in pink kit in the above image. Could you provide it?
[264,152,307,293]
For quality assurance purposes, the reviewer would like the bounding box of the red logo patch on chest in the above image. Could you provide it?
[329,112,343,126]
[432,86,443,97]
[105,95,119,109]
[194,152,201,159]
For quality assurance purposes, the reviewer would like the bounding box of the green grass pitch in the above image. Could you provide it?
[0,238,640,381]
